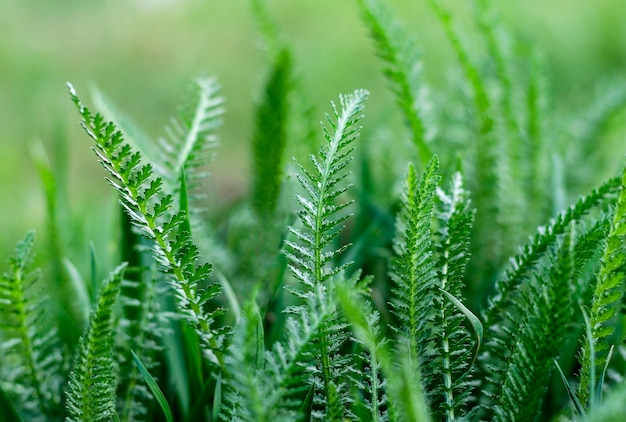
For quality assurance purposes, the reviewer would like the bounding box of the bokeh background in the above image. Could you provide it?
[1,0,626,261]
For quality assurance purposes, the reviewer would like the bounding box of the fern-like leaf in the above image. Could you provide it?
[65,263,127,422]
[158,75,224,191]
[0,231,63,420]
[68,83,225,367]
[479,179,620,399]
[116,272,168,422]
[337,283,431,422]
[222,281,340,421]
[491,228,578,421]
[251,48,292,216]
[284,89,368,420]
[432,171,475,418]
[356,0,432,167]
[578,162,626,407]
[391,158,477,419]
[481,216,612,418]
[483,175,621,329]
[284,89,368,288]
[390,158,440,375]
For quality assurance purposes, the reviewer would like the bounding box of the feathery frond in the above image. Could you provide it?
[116,272,168,422]
[68,83,225,367]
[65,263,127,422]
[479,177,619,411]
[578,161,626,407]
[356,0,432,167]
[285,89,368,289]
[428,0,503,285]
[432,171,475,419]
[491,228,578,421]
[158,76,224,191]
[251,48,292,217]
[483,175,621,330]
[0,232,63,420]
[391,158,478,419]
[337,283,431,422]
[283,89,368,420]
[390,159,440,370]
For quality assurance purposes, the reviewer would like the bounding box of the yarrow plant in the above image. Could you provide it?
[1,0,626,421]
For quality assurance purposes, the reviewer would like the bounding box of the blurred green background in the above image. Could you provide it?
[1,0,625,260]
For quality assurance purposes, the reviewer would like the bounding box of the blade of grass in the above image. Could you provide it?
[0,384,25,422]
[212,374,222,422]
[582,306,596,409]
[441,289,483,368]
[554,359,585,417]
[132,350,174,422]
[595,345,615,404]
[215,270,241,322]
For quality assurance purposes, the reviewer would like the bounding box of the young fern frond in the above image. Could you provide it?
[251,48,292,217]
[337,283,431,422]
[285,89,368,288]
[482,217,611,417]
[428,0,503,283]
[68,83,225,367]
[578,162,626,407]
[222,299,266,421]
[433,171,475,419]
[223,90,368,421]
[483,175,621,330]
[116,273,167,422]
[391,159,477,419]
[284,89,368,420]
[390,158,439,378]
[480,178,620,408]
[491,229,578,421]
[222,282,340,421]
[351,301,389,422]
[355,0,432,167]
[65,263,127,422]
[158,76,224,192]
[0,231,63,420]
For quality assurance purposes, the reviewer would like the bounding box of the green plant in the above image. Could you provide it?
[1,1,626,421]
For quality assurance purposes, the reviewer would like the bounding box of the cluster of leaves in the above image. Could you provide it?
[1,0,626,421]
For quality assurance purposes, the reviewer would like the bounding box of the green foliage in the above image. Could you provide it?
[158,76,224,195]
[355,0,432,167]
[578,161,626,407]
[2,1,626,422]
[65,264,126,422]
[68,83,225,367]
[251,48,292,217]
[390,158,477,419]
[0,232,63,420]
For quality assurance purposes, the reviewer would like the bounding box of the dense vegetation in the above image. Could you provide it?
[1,0,626,420]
